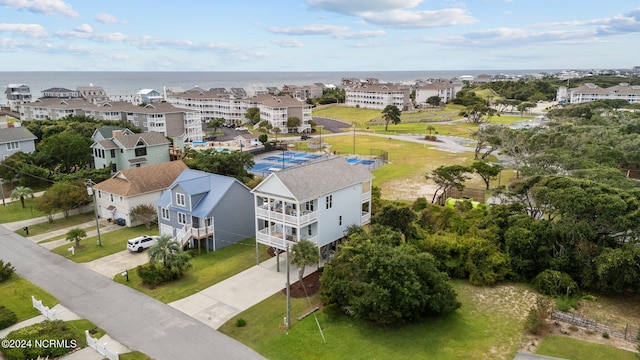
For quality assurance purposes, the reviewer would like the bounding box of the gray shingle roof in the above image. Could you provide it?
[254,157,373,202]
[0,127,37,144]
[112,132,170,149]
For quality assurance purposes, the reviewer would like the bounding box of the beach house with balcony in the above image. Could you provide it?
[156,169,255,251]
[251,157,373,258]
[92,131,170,172]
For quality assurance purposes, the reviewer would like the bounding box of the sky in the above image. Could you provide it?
[0,0,639,72]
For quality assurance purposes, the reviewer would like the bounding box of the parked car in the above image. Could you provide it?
[300,135,311,140]
[127,235,158,253]
[235,126,248,131]
[205,134,217,141]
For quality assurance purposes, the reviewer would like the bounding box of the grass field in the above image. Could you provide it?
[219,281,538,360]
[51,225,159,263]
[535,336,638,360]
[0,275,59,322]
[26,212,96,238]
[0,197,45,223]
[113,239,271,303]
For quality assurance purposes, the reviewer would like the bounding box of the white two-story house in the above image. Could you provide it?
[251,157,373,259]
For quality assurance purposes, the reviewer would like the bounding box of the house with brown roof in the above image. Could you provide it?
[91,131,171,173]
[93,160,188,227]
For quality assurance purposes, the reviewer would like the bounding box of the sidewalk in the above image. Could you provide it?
[169,254,317,329]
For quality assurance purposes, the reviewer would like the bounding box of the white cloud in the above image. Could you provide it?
[306,0,423,16]
[95,13,125,24]
[74,23,92,33]
[339,30,386,39]
[0,0,79,18]
[0,23,46,37]
[267,24,350,36]
[306,0,476,29]
[272,38,304,47]
[362,8,476,28]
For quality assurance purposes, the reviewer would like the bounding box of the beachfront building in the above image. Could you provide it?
[93,160,188,227]
[344,83,411,110]
[415,82,462,105]
[41,87,79,99]
[156,169,255,251]
[20,98,87,120]
[137,89,163,104]
[0,126,37,160]
[91,131,171,172]
[557,83,640,104]
[165,86,259,126]
[77,85,109,104]
[282,84,323,101]
[251,157,374,258]
[4,84,32,112]
[255,94,312,133]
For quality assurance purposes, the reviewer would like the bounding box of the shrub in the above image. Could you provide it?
[1,320,80,360]
[602,332,609,339]
[582,294,597,302]
[0,306,18,330]
[524,296,552,335]
[554,296,580,312]
[532,269,578,296]
[136,264,165,287]
[569,325,578,332]
[235,318,247,327]
[0,260,16,282]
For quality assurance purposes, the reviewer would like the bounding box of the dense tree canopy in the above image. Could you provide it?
[184,149,255,184]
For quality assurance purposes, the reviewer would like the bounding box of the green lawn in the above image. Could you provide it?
[119,351,154,360]
[51,225,159,263]
[37,223,103,244]
[219,281,534,360]
[114,238,271,303]
[535,336,638,360]
[0,198,45,223]
[25,212,97,238]
[0,275,59,322]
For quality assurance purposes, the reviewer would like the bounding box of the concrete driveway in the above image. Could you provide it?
[82,250,150,278]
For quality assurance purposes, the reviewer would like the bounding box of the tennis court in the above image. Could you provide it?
[250,151,384,176]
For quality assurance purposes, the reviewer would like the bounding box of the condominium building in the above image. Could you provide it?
[557,83,640,104]
[345,84,411,110]
[165,87,259,126]
[255,94,312,133]
[415,82,462,105]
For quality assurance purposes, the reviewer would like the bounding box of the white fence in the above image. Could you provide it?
[31,296,56,320]
[85,330,119,360]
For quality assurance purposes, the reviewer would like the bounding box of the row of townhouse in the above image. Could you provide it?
[166,88,313,134]
[92,157,373,257]
[344,81,462,110]
[19,98,203,143]
[556,83,640,104]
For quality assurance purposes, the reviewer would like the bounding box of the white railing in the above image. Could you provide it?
[31,296,56,320]
[256,228,317,250]
[85,330,118,360]
[176,224,192,247]
[362,191,371,201]
[256,205,317,226]
[189,225,215,238]
[361,212,371,225]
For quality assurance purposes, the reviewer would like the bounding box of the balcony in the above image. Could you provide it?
[256,205,317,226]
[256,228,317,250]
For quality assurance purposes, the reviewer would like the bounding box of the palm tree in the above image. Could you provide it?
[148,234,191,276]
[381,105,401,131]
[66,228,87,247]
[289,240,319,287]
[427,125,436,135]
[10,186,33,209]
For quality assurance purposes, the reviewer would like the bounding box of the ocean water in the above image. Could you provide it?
[0,70,556,98]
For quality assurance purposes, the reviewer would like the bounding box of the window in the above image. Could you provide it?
[6,141,19,151]
[307,225,312,236]
[134,147,147,156]
[119,196,123,201]
[178,212,187,224]
[339,215,343,226]
[161,208,170,220]
[176,193,186,206]
[110,149,116,158]
[110,194,114,202]
[97,191,102,199]
[326,195,333,209]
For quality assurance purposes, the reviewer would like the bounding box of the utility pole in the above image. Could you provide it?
[352,123,356,155]
[286,242,291,330]
[0,178,5,206]
[85,179,103,247]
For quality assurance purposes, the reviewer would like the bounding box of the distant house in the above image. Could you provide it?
[41,87,79,99]
[77,85,109,104]
[92,131,171,173]
[5,84,32,112]
[156,169,255,251]
[137,89,163,104]
[93,160,188,227]
[234,133,262,150]
[0,126,37,160]
[251,157,374,257]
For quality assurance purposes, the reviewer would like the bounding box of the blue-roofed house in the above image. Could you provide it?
[156,169,255,251]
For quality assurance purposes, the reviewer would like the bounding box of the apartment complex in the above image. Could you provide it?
[557,83,640,104]
[255,94,312,133]
[345,83,411,110]
[415,82,462,105]
[165,87,259,126]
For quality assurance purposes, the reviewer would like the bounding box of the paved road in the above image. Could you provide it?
[0,225,264,360]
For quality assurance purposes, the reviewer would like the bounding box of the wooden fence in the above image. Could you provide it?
[551,310,639,342]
